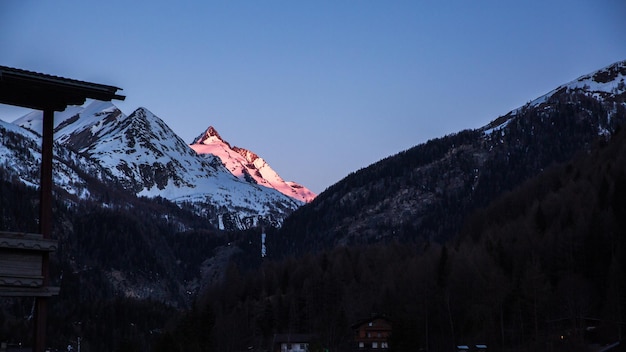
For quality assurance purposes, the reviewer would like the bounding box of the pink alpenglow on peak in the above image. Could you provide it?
[190,126,317,203]
[194,126,229,146]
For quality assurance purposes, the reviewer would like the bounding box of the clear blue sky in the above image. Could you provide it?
[1,1,625,194]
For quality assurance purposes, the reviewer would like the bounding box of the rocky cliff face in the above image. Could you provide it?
[190,125,316,203]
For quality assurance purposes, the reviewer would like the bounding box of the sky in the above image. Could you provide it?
[1,1,625,194]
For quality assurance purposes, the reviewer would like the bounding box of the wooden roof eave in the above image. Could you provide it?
[0,65,125,111]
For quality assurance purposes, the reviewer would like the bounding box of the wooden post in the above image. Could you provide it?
[39,109,54,238]
[34,108,54,352]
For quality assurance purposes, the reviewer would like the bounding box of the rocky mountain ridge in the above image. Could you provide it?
[191,125,315,203]
[7,102,315,229]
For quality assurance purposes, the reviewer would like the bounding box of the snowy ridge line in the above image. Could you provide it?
[5,100,316,230]
[482,60,626,135]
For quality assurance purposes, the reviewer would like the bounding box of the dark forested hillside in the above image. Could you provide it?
[276,88,626,256]
[163,112,626,352]
[0,170,251,352]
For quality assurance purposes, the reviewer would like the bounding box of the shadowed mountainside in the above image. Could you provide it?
[275,61,626,256]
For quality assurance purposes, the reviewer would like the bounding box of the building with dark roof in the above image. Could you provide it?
[351,315,392,351]
[0,64,124,352]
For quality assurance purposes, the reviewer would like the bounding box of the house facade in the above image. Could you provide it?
[273,333,315,352]
[352,316,392,351]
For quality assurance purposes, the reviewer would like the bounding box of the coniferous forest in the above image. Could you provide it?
[159,123,626,352]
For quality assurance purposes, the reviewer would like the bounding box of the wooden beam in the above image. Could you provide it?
[0,232,58,251]
[0,286,60,297]
[34,108,54,352]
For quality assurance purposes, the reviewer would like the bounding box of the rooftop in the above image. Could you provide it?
[0,65,124,111]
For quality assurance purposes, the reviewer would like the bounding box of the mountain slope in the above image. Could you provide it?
[274,59,626,255]
[11,101,311,229]
[0,117,120,199]
[190,126,316,203]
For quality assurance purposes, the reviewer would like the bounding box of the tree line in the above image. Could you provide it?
[159,120,626,352]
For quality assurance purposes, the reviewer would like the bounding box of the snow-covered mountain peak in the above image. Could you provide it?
[12,100,123,137]
[190,126,316,203]
[193,126,229,146]
[581,60,626,85]
[193,126,261,165]
[6,102,315,229]
[483,59,626,133]
[530,60,626,109]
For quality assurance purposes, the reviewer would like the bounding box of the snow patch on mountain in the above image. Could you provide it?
[0,117,118,199]
[523,60,626,110]
[483,60,626,134]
